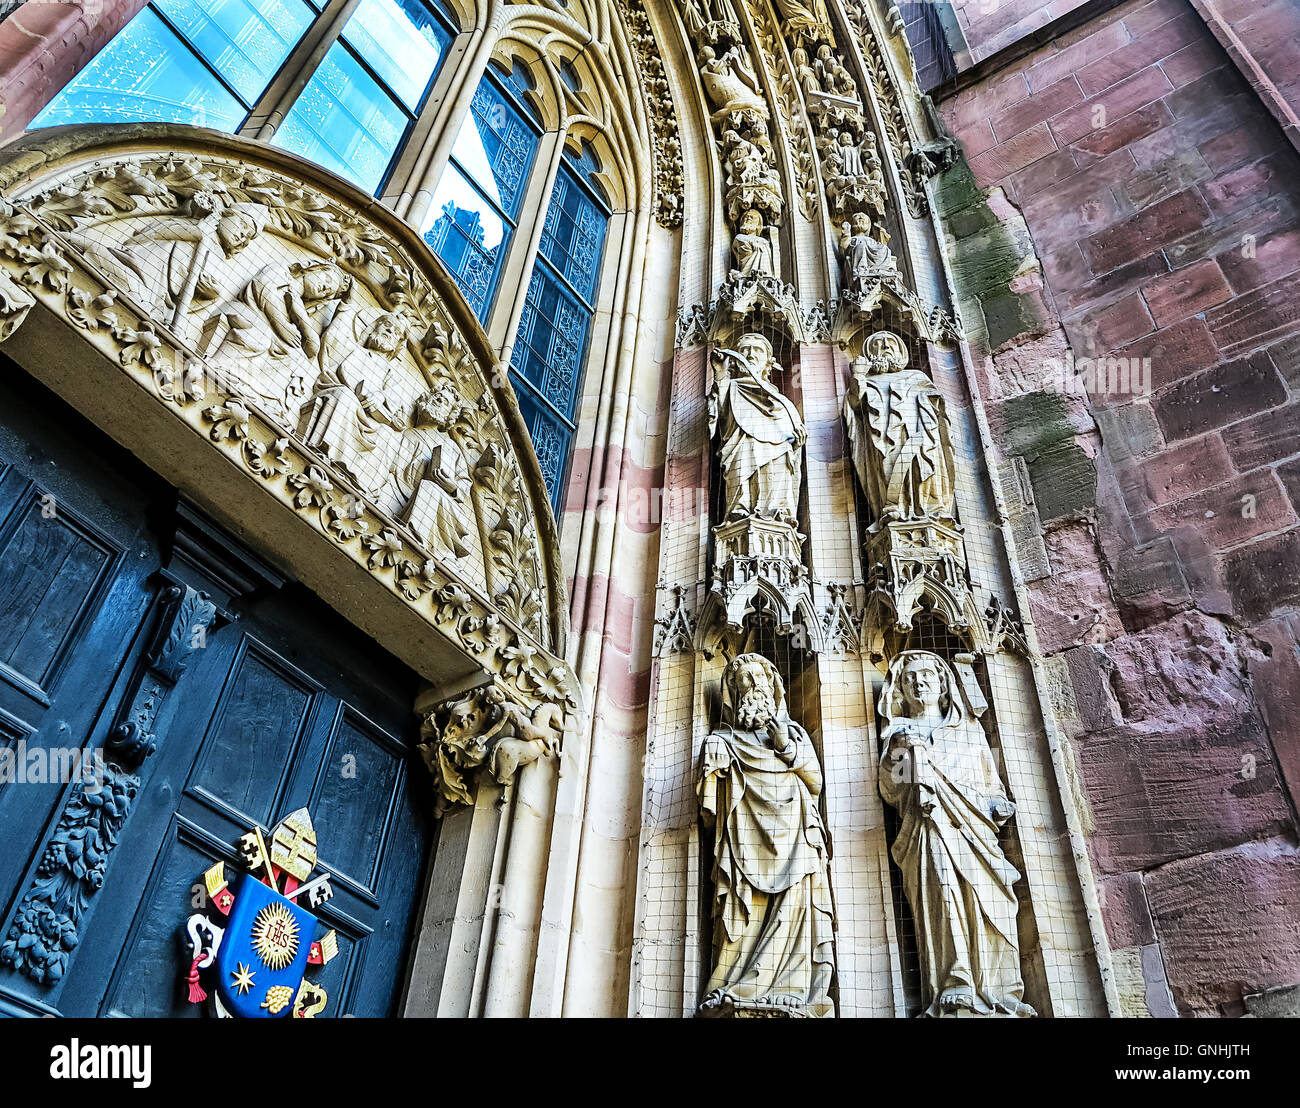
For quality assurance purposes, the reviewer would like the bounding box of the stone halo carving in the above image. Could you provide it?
[0,123,578,716]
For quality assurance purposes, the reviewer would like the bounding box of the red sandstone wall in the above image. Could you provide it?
[937,0,1300,1015]
[0,0,147,144]
[951,0,1094,66]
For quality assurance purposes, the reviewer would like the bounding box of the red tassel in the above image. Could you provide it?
[186,957,207,1004]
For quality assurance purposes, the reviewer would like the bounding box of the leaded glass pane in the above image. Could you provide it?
[272,41,407,194]
[423,164,509,319]
[512,379,571,514]
[154,0,313,103]
[29,9,245,130]
[539,164,607,304]
[450,80,539,221]
[511,266,590,420]
[341,0,449,111]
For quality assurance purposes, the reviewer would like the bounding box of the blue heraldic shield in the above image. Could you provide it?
[216,873,317,1018]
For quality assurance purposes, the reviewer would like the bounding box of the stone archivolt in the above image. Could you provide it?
[0,136,578,810]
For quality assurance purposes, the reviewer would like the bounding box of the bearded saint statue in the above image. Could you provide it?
[878,650,1036,1018]
[844,330,956,523]
[708,332,806,522]
[698,653,835,1018]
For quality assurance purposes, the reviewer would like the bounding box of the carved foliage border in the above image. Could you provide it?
[616,0,685,228]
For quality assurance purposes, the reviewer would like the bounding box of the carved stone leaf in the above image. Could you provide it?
[244,435,292,477]
[363,527,405,570]
[67,287,120,332]
[203,398,252,441]
[288,465,334,509]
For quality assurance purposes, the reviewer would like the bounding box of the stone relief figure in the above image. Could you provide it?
[729,208,778,280]
[877,651,1036,1018]
[299,305,409,492]
[773,0,831,35]
[844,330,956,522]
[201,259,354,415]
[699,45,767,122]
[698,653,835,1018]
[391,381,473,560]
[67,200,267,325]
[708,332,806,522]
[721,131,777,192]
[840,211,897,289]
[792,47,821,96]
[814,44,856,97]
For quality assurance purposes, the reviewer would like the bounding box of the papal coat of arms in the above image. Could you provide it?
[182,807,338,1018]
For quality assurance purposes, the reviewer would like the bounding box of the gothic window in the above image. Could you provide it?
[422,64,541,323]
[29,0,456,195]
[29,0,317,132]
[272,0,454,193]
[509,144,610,513]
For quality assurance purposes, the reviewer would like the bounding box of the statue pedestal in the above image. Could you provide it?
[712,275,804,345]
[706,516,814,638]
[863,515,979,636]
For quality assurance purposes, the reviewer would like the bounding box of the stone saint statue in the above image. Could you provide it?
[300,306,408,491]
[729,208,777,279]
[840,211,897,290]
[843,330,956,522]
[878,651,1036,1018]
[392,381,472,560]
[708,332,806,522]
[698,653,835,1018]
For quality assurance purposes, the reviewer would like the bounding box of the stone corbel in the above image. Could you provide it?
[418,683,568,815]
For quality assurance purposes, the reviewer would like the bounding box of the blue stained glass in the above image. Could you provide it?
[538,164,607,303]
[154,0,314,103]
[512,380,570,514]
[272,41,407,193]
[423,163,509,319]
[452,80,539,220]
[29,9,245,130]
[342,0,449,111]
[512,268,589,419]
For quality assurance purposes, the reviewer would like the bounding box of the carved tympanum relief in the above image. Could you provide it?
[878,651,1036,1018]
[698,654,834,1018]
[0,145,578,796]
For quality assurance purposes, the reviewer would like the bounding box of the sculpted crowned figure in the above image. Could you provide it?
[698,653,835,1018]
[878,651,1036,1018]
[844,330,956,523]
[708,332,806,523]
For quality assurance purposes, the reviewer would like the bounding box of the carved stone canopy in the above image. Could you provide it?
[0,124,579,729]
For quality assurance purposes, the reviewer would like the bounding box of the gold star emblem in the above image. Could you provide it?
[231,962,256,996]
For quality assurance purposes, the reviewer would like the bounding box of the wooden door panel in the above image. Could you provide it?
[306,707,406,896]
[187,640,322,831]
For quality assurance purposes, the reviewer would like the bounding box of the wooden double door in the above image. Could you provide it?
[0,363,432,1018]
